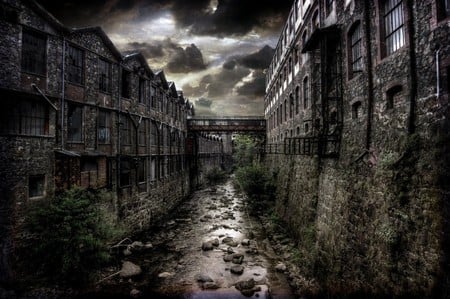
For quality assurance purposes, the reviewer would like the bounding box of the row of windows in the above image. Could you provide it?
[21,29,186,119]
[67,104,186,147]
[267,0,418,92]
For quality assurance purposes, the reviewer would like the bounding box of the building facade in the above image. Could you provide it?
[0,0,224,282]
[265,0,449,297]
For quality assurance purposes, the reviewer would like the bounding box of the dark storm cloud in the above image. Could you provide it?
[225,45,275,70]
[127,42,165,58]
[38,0,291,36]
[166,44,207,73]
[195,98,213,108]
[208,66,250,97]
[236,70,266,96]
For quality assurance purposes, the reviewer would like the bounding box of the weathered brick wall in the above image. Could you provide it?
[264,0,450,297]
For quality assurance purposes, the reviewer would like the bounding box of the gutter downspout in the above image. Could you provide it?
[364,0,375,150]
[406,0,418,134]
[61,38,65,149]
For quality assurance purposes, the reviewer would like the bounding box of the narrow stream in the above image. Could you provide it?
[95,180,296,299]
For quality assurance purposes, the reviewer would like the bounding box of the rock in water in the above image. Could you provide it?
[158,272,174,278]
[275,262,287,272]
[119,261,142,278]
[202,242,214,251]
[195,273,214,282]
[231,265,244,275]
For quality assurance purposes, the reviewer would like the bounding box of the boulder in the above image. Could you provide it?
[202,242,214,251]
[230,265,244,275]
[275,262,287,272]
[119,261,142,278]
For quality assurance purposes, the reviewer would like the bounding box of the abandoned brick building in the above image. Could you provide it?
[264,0,450,297]
[0,0,224,281]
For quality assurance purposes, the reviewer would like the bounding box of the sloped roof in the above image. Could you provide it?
[72,27,123,60]
[123,52,154,77]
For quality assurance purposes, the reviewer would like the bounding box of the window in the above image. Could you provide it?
[98,110,110,144]
[386,85,402,109]
[290,94,294,118]
[67,45,84,85]
[352,101,362,119]
[303,77,309,109]
[151,121,158,146]
[383,0,405,56]
[150,86,157,108]
[120,158,131,187]
[81,158,98,188]
[349,22,363,77]
[304,122,310,133]
[295,86,300,114]
[138,120,146,146]
[284,99,288,120]
[280,104,283,123]
[150,157,157,182]
[139,78,145,103]
[437,0,450,20]
[296,126,300,135]
[0,100,49,136]
[68,104,82,142]
[121,69,131,98]
[98,59,111,93]
[137,158,146,184]
[120,116,132,145]
[29,175,45,198]
[21,29,46,75]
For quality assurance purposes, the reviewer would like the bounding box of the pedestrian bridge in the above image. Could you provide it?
[187,116,266,132]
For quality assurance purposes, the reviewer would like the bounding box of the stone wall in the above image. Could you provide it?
[264,0,450,297]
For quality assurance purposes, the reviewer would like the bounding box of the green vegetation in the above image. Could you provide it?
[232,134,276,211]
[25,187,120,285]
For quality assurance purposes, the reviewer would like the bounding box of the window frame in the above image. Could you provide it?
[98,58,111,93]
[348,21,363,79]
[67,44,84,85]
[29,174,46,199]
[21,27,47,76]
[381,0,406,57]
[67,104,83,142]
[97,110,111,144]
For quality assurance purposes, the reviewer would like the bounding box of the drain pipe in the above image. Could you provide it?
[61,38,66,149]
[363,0,374,150]
[406,0,418,134]
[436,45,441,99]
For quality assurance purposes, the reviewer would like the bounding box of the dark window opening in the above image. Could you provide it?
[98,110,111,144]
[295,86,300,114]
[139,78,145,103]
[21,29,46,75]
[81,158,98,188]
[296,127,300,135]
[120,116,132,145]
[305,123,309,133]
[98,59,111,93]
[437,0,450,20]
[290,94,294,118]
[386,85,403,110]
[67,45,84,85]
[0,99,49,136]
[383,0,405,56]
[138,120,146,146]
[68,104,82,142]
[352,101,362,119]
[120,159,131,187]
[137,158,146,184]
[29,175,45,198]
[303,77,309,109]
[330,110,338,125]
[121,69,131,98]
[151,121,158,146]
[150,86,157,108]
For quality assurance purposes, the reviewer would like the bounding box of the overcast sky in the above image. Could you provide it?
[39,0,292,116]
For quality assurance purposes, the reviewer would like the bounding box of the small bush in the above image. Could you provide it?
[25,187,115,285]
[205,167,227,185]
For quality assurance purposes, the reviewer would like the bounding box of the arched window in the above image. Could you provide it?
[312,10,319,30]
[348,21,362,79]
[284,99,288,121]
[303,77,309,109]
[352,101,362,119]
[386,85,403,110]
[295,86,300,114]
[296,126,300,135]
[289,94,294,118]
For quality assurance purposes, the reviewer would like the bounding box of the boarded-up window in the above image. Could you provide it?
[21,29,46,75]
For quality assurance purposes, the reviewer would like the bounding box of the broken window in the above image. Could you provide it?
[98,110,111,144]
[21,29,46,75]
[68,104,83,142]
[98,58,111,93]
[67,45,84,85]
[121,69,131,98]
[29,175,45,198]
[383,0,405,56]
